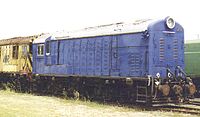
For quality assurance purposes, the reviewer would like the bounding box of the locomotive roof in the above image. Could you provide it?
[34,19,155,43]
[34,34,54,44]
[0,35,38,46]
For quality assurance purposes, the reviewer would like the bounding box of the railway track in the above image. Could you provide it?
[152,105,200,115]
[107,99,200,115]
[189,100,200,106]
[149,100,200,115]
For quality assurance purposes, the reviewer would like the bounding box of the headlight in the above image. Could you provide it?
[166,17,175,29]
[168,72,172,78]
[156,73,160,78]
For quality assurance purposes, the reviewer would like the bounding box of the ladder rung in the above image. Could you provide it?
[136,84,148,103]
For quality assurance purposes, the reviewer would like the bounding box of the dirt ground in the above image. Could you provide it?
[0,90,197,117]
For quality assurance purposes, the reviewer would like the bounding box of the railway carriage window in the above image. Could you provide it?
[22,46,27,56]
[37,44,44,56]
[46,41,50,55]
[12,45,19,59]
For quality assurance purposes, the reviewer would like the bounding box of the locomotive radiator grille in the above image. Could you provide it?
[173,39,178,60]
[159,38,165,61]
[128,53,141,75]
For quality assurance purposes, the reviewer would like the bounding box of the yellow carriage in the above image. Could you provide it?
[0,36,37,75]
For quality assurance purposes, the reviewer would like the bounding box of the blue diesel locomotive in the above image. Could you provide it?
[32,17,195,104]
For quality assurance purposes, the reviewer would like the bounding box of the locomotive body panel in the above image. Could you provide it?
[33,33,148,77]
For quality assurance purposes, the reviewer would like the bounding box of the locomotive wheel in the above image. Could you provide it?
[189,84,196,95]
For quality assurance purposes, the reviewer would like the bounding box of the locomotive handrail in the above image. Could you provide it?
[147,75,151,86]
[176,66,187,76]
[175,66,187,79]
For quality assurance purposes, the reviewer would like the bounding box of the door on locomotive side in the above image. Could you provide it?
[101,37,111,76]
[118,33,147,77]
[111,35,120,76]
[45,37,52,65]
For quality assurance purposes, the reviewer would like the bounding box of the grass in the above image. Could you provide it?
[0,90,198,117]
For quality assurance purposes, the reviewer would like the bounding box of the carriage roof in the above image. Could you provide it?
[0,35,38,46]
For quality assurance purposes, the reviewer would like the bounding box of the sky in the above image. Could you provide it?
[0,0,199,40]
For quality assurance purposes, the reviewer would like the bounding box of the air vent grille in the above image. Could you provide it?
[173,39,178,60]
[159,38,165,61]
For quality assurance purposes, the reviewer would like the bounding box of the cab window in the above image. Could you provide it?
[22,45,27,56]
[37,44,44,56]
